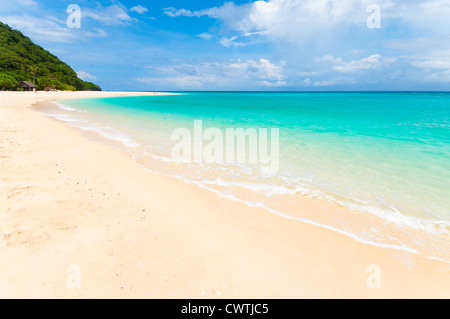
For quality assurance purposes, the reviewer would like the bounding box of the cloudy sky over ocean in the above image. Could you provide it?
[2,0,449,91]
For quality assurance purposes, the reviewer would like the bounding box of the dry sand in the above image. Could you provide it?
[0,91,449,298]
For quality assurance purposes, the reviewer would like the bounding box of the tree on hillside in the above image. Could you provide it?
[0,21,101,91]
[28,65,38,84]
[0,73,18,90]
[38,76,57,90]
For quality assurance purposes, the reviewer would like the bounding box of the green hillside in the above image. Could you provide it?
[0,21,101,91]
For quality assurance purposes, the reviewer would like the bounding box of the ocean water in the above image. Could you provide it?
[41,92,450,261]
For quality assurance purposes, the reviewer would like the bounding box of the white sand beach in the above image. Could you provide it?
[0,91,449,298]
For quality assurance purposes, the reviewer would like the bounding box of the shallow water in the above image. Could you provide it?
[39,92,450,262]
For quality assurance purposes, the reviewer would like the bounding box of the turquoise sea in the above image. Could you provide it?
[42,92,450,262]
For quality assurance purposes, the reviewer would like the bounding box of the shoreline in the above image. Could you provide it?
[41,94,449,263]
[1,91,449,298]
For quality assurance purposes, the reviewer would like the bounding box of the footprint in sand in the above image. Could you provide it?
[3,229,50,247]
[57,200,94,214]
[7,186,34,200]
[48,222,78,232]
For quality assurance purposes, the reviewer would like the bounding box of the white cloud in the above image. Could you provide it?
[238,0,450,39]
[0,15,77,43]
[138,58,285,89]
[164,1,373,45]
[412,59,450,70]
[332,54,382,72]
[409,49,450,83]
[258,80,287,87]
[197,33,212,40]
[219,36,240,47]
[164,0,450,55]
[16,0,37,5]
[312,77,356,87]
[138,75,204,88]
[425,70,450,82]
[228,58,284,81]
[217,31,263,47]
[77,71,97,81]
[407,67,450,84]
[130,5,149,15]
[163,8,196,17]
[391,1,450,35]
[83,4,132,26]
[85,28,108,38]
[385,37,447,51]
[297,71,321,77]
[313,54,397,74]
[160,1,450,89]
[0,0,37,8]
[163,2,253,29]
[0,14,110,43]
[288,54,400,87]
[320,55,344,65]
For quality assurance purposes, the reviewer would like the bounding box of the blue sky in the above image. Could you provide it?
[1,0,450,91]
